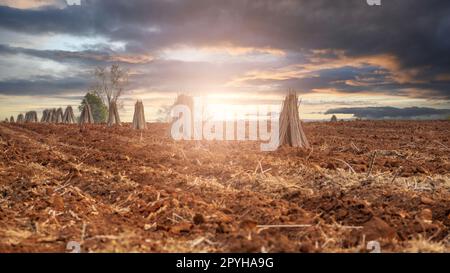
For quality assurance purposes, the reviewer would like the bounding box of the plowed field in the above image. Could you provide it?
[0,120,449,252]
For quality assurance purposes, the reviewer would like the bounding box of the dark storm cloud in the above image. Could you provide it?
[1,0,449,64]
[0,44,153,65]
[0,4,94,35]
[325,106,450,119]
[0,0,450,98]
[0,75,88,95]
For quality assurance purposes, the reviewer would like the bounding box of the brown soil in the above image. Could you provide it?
[0,120,449,252]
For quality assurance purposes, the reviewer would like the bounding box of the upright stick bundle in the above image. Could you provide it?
[132,100,146,130]
[41,109,49,122]
[79,102,94,125]
[55,108,64,123]
[17,114,24,123]
[278,92,310,148]
[171,94,194,136]
[25,111,38,123]
[174,94,194,113]
[63,106,76,124]
[50,109,57,123]
[107,101,121,126]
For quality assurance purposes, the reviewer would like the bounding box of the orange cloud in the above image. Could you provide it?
[109,54,154,64]
[435,74,450,81]
[227,50,426,87]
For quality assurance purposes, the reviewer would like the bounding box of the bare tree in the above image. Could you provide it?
[91,64,129,107]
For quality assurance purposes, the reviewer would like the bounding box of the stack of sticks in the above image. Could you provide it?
[63,106,76,124]
[16,113,24,123]
[24,111,38,123]
[132,100,146,130]
[79,102,94,125]
[107,101,121,126]
[278,92,310,148]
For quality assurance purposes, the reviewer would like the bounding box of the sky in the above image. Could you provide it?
[0,0,450,121]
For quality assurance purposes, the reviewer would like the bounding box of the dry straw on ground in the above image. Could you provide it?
[0,120,448,252]
[279,92,310,148]
[132,100,146,130]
